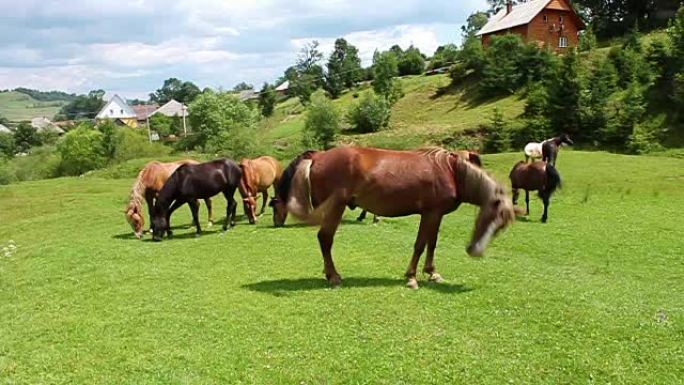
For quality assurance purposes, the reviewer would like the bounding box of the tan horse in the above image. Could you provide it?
[238,156,283,224]
[125,160,214,238]
[271,147,517,289]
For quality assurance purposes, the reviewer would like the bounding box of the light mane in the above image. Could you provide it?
[455,158,503,206]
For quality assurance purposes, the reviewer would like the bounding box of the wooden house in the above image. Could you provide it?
[477,0,585,52]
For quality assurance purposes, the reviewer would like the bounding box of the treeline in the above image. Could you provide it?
[13,88,77,102]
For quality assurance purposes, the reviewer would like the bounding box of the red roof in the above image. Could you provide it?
[132,104,159,120]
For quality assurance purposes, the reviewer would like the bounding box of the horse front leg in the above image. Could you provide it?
[144,189,156,233]
[222,188,238,231]
[356,209,367,222]
[317,203,346,287]
[259,190,268,216]
[166,199,186,239]
[204,198,213,227]
[421,214,444,284]
[525,190,530,216]
[188,200,202,237]
[512,188,519,206]
[405,214,436,289]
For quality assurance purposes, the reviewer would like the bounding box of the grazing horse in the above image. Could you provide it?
[125,160,213,239]
[355,150,483,224]
[238,156,283,224]
[270,147,517,289]
[509,161,562,223]
[151,159,242,241]
[524,134,574,166]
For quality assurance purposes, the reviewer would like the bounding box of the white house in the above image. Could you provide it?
[151,99,187,118]
[0,123,11,134]
[31,117,65,134]
[96,94,138,127]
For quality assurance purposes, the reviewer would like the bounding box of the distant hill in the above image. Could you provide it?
[0,91,70,122]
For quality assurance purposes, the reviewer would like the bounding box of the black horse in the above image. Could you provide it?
[152,159,242,241]
[509,161,561,223]
[542,134,573,167]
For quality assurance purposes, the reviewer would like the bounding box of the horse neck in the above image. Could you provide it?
[456,160,498,206]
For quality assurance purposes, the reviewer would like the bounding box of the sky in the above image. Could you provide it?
[0,0,488,99]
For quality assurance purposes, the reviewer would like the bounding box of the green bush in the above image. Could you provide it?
[629,115,666,154]
[10,146,62,182]
[303,92,339,149]
[113,128,171,163]
[0,133,16,159]
[0,160,15,185]
[346,93,391,133]
[449,63,468,84]
[57,126,107,176]
[482,107,511,153]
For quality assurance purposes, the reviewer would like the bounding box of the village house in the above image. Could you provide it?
[31,117,65,134]
[95,94,139,127]
[477,0,585,51]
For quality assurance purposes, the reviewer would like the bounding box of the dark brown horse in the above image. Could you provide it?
[271,147,516,289]
[152,159,242,241]
[125,160,213,239]
[510,161,562,223]
[238,156,283,224]
[354,150,482,224]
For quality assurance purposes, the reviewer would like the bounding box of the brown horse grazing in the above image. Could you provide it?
[125,160,213,238]
[354,150,482,224]
[238,156,283,224]
[271,147,516,289]
[509,161,562,223]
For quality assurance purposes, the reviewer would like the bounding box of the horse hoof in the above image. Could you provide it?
[406,278,419,290]
[429,273,444,283]
[195,233,201,238]
[328,275,342,288]
[207,221,213,228]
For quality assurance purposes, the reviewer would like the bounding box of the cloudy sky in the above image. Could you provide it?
[0,0,488,99]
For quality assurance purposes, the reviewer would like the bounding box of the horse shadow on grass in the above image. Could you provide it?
[243,277,473,296]
[111,223,223,241]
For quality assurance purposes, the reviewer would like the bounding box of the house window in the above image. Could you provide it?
[560,15,565,24]
[559,36,569,48]
[543,14,548,23]
[120,109,124,114]
[110,109,113,114]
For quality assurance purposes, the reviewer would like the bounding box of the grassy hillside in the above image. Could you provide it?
[0,91,67,122]
[1,151,683,383]
[257,74,525,157]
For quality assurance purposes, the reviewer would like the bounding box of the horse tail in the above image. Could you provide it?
[545,163,562,195]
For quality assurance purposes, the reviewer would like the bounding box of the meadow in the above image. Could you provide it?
[0,92,66,122]
[1,151,683,384]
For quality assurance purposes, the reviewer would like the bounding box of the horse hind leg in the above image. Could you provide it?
[317,202,346,288]
[222,188,238,231]
[541,192,550,223]
[204,198,213,227]
[356,209,367,222]
[525,190,530,216]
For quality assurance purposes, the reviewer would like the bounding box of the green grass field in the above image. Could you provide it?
[0,91,66,122]
[1,151,683,384]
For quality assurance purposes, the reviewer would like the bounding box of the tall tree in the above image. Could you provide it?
[258,82,277,117]
[397,46,426,76]
[150,78,201,105]
[487,0,520,14]
[546,51,582,136]
[325,38,362,99]
[232,82,254,92]
[372,50,399,99]
[13,122,41,153]
[289,41,325,104]
[461,12,489,39]
[56,90,106,120]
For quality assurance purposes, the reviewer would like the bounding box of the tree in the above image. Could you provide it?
[303,92,339,149]
[429,44,459,69]
[372,50,399,98]
[346,92,391,133]
[579,26,598,51]
[487,0,520,14]
[460,35,486,74]
[56,90,106,120]
[481,34,525,95]
[288,41,325,104]
[188,91,259,157]
[97,119,118,160]
[325,38,362,99]
[581,58,618,141]
[603,78,646,147]
[546,51,583,136]
[258,83,277,117]
[13,122,41,153]
[149,114,181,137]
[232,82,254,92]
[398,46,425,76]
[0,133,15,158]
[150,78,201,105]
[574,0,679,38]
[57,124,106,175]
[461,12,489,39]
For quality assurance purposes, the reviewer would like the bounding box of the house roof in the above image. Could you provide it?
[31,117,65,134]
[0,123,11,134]
[478,0,561,36]
[132,104,159,120]
[239,89,258,101]
[96,94,137,119]
[275,80,289,92]
[152,99,187,117]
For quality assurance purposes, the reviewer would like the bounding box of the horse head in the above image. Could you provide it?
[466,186,516,257]
[151,206,168,242]
[125,202,144,239]
[269,198,288,227]
[559,134,574,146]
